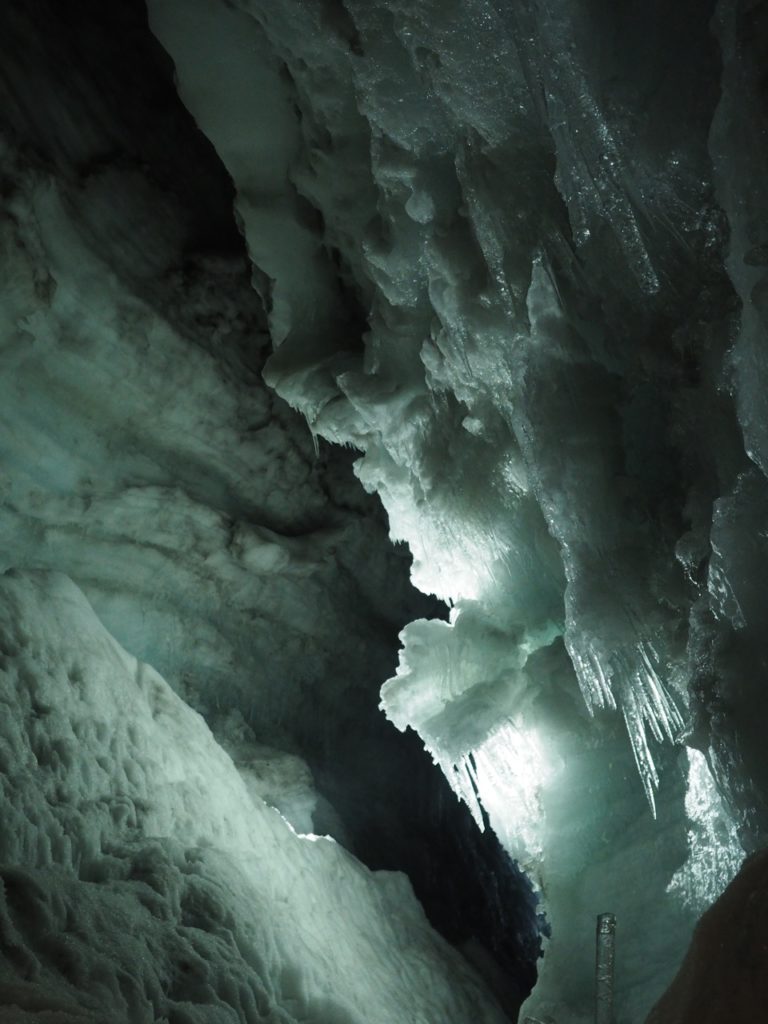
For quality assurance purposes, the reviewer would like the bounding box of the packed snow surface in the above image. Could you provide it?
[0,569,508,1024]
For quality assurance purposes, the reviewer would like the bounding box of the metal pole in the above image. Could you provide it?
[595,913,616,1024]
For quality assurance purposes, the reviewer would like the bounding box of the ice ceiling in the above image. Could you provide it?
[1,0,767,1022]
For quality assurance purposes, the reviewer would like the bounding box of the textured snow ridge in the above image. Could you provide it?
[0,569,507,1024]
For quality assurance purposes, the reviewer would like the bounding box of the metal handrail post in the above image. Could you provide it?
[595,913,616,1024]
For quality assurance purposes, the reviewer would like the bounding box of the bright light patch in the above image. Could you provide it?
[369,468,505,603]
[473,721,553,867]
[439,719,554,873]
[404,518,503,603]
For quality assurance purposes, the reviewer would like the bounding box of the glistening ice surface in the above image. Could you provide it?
[147,0,766,1019]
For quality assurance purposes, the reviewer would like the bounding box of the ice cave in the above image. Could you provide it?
[0,0,767,1021]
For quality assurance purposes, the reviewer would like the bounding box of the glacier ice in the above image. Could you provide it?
[144,0,768,1018]
[147,0,706,805]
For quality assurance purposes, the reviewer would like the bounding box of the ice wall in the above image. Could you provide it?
[147,0,768,1018]
[0,3,540,1013]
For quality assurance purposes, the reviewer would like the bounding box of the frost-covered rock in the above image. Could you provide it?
[0,569,508,1024]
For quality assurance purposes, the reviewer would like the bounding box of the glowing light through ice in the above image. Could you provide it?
[435,719,555,874]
